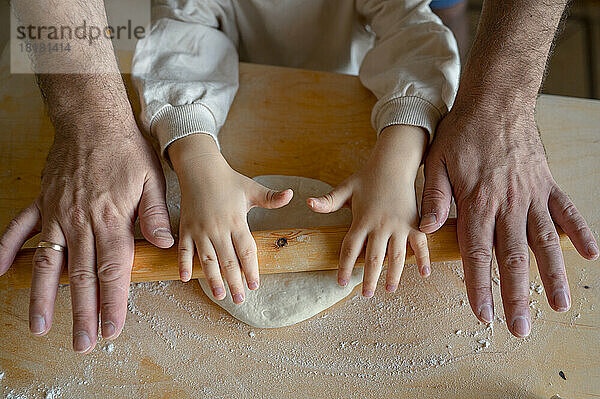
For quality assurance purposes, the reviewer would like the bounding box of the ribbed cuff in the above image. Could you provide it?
[151,103,220,161]
[372,96,443,143]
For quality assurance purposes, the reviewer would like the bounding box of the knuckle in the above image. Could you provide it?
[324,193,335,207]
[422,186,449,204]
[97,262,126,284]
[412,236,428,251]
[71,310,93,326]
[372,219,386,231]
[5,217,22,234]
[95,204,123,229]
[500,252,529,272]
[178,245,194,264]
[178,245,194,257]
[560,201,578,219]
[503,296,530,309]
[469,283,492,298]
[569,217,589,236]
[230,217,247,230]
[237,246,257,262]
[142,203,168,219]
[103,235,130,251]
[533,230,560,250]
[462,247,493,267]
[32,252,58,272]
[69,268,97,286]
[544,268,567,283]
[200,253,218,267]
[464,189,493,215]
[68,206,90,230]
[388,251,405,264]
[366,255,382,267]
[340,243,356,260]
[220,259,239,273]
[266,190,278,203]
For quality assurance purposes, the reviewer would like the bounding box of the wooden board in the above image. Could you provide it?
[0,44,598,397]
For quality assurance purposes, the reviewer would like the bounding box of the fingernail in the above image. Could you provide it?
[102,321,116,339]
[511,316,530,337]
[385,284,397,292]
[180,271,190,282]
[553,290,570,311]
[422,266,431,277]
[363,289,374,298]
[248,281,259,290]
[213,286,225,298]
[74,331,92,353]
[233,293,244,304]
[338,278,348,287]
[420,213,437,229]
[587,242,599,259]
[30,314,46,335]
[479,304,494,323]
[153,227,173,241]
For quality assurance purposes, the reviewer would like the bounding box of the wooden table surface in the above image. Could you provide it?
[0,45,598,398]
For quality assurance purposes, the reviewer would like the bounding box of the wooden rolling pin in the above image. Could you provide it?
[2,219,572,289]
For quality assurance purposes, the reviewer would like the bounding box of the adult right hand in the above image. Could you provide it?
[0,111,174,353]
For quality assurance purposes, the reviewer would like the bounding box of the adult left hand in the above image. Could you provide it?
[419,99,598,338]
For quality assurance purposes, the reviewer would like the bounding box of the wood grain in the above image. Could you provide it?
[2,220,576,290]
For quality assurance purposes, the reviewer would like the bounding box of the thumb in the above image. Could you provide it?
[249,183,294,210]
[307,182,352,214]
[139,172,174,248]
[420,156,452,233]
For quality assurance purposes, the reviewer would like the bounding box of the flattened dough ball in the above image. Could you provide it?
[198,175,363,328]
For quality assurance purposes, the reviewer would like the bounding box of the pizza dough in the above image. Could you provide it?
[198,175,363,328]
[136,172,363,328]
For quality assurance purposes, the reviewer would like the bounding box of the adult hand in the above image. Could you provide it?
[0,113,174,353]
[420,101,599,338]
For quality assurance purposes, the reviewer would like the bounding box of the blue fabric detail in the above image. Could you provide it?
[429,0,465,9]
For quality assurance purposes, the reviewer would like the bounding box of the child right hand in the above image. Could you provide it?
[168,134,293,304]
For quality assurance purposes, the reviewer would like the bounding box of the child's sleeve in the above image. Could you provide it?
[356,0,460,141]
[131,0,239,160]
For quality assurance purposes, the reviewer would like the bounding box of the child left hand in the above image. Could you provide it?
[307,125,431,297]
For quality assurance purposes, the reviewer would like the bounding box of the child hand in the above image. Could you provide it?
[307,125,431,297]
[169,134,293,303]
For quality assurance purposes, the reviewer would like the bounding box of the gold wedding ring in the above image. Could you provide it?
[37,241,66,252]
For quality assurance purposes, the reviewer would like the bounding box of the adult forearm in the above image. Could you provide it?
[12,0,132,133]
[457,0,568,108]
[37,73,133,139]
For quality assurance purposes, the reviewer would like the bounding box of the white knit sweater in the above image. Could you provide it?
[132,0,460,160]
